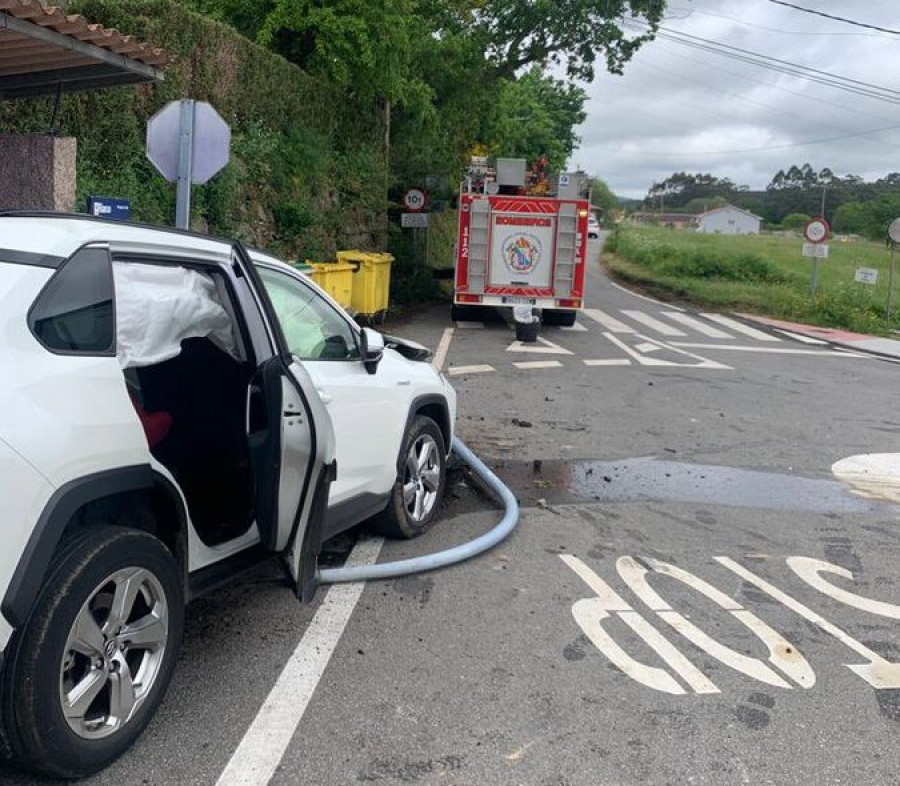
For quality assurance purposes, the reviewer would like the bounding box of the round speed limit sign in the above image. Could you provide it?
[804,217,830,244]
[403,188,428,212]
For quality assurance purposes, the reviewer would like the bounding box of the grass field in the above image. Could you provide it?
[604,226,900,335]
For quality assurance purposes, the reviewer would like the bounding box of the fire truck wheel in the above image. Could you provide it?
[542,310,577,327]
[451,304,481,323]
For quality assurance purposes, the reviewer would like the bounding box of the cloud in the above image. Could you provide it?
[570,0,900,198]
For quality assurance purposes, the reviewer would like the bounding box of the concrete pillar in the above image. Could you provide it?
[0,134,77,211]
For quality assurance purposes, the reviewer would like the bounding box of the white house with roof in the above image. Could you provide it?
[696,204,763,235]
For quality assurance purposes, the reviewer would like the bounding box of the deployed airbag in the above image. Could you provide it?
[113,262,237,368]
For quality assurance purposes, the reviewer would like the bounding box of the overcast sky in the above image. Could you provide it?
[570,0,900,199]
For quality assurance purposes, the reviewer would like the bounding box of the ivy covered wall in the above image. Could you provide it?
[0,0,388,260]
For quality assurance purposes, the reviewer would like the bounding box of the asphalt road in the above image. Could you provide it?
[4,239,898,785]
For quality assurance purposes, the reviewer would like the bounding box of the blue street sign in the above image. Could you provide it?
[86,195,132,221]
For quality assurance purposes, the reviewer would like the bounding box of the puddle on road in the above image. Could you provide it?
[490,456,897,514]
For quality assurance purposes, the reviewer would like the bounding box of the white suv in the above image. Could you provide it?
[0,213,456,778]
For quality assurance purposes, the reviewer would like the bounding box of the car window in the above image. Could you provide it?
[28,246,115,355]
[257,266,359,361]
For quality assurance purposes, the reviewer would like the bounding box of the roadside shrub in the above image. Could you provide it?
[605,227,899,335]
[387,225,441,306]
[614,230,790,284]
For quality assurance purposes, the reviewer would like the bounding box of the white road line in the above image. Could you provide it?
[700,313,781,342]
[775,329,828,345]
[670,342,865,357]
[583,359,632,366]
[635,342,662,354]
[507,337,573,355]
[583,309,636,333]
[560,321,588,332]
[432,327,454,372]
[663,311,732,339]
[716,557,900,689]
[216,538,383,786]
[513,360,563,370]
[787,556,900,620]
[604,332,732,369]
[622,310,687,337]
[603,333,681,367]
[447,364,495,376]
[606,278,685,311]
[454,321,484,329]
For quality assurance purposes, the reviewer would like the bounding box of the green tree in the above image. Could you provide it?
[782,212,812,230]
[646,173,740,209]
[832,202,868,235]
[683,196,727,214]
[430,0,666,80]
[480,69,587,170]
[591,177,620,216]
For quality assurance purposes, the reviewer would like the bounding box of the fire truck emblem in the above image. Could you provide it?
[502,234,542,274]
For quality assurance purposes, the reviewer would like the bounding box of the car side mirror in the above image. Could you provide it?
[359,327,384,375]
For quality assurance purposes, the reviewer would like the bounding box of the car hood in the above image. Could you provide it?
[383,334,433,363]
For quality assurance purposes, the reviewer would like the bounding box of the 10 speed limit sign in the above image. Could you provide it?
[804,217,830,244]
[403,188,428,212]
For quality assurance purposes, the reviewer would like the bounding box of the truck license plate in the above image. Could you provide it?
[502,296,536,305]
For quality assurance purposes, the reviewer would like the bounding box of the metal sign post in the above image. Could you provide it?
[887,218,900,318]
[803,217,830,296]
[888,242,897,318]
[147,99,231,230]
[175,99,195,230]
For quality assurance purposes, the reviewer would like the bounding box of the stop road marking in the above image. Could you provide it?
[561,553,900,694]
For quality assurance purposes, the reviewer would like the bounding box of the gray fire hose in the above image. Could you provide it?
[317,438,519,584]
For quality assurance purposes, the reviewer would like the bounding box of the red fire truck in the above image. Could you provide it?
[452,167,591,327]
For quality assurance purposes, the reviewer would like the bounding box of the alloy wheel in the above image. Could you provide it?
[403,434,441,523]
[59,566,169,740]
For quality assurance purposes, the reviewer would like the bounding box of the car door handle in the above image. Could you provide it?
[317,389,333,405]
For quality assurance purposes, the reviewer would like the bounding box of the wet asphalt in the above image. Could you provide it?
[2,239,898,785]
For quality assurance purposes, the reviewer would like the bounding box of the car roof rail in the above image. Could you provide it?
[0,210,236,247]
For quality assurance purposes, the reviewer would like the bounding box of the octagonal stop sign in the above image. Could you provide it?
[146,100,230,184]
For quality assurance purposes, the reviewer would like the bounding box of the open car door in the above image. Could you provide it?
[234,246,337,602]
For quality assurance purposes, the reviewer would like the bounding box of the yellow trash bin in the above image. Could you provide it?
[308,261,355,309]
[336,250,394,322]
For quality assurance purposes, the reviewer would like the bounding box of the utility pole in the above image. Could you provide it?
[820,185,827,219]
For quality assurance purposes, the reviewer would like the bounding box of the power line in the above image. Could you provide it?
[624,21,900,106]
[763,0,900,36]
[636,48,900,152]
[667,6,896,38]
[587,121,900,157]
[650,42,900,146]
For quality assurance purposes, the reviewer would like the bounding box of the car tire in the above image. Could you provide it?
[542,309,577,327]
[0,527,184,779]
[372,415,447,539]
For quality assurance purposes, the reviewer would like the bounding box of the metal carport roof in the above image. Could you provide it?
[0,0,171,99]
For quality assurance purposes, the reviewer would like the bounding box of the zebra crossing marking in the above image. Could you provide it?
[775,329,828,345]
[622,310,687,337]
[584,359,632,366]
[583,309,635,333]
[663,311,732,339]
[700,313,781,342]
